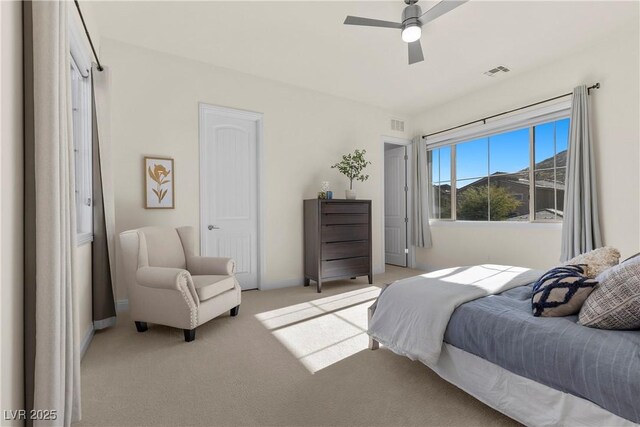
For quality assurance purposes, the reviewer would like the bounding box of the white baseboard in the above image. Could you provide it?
[116,299,129,311]
[80,325,94,360]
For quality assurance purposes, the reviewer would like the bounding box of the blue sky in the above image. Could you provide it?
[432,118,569,187]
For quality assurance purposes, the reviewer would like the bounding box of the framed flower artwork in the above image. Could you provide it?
[144,156,174,209]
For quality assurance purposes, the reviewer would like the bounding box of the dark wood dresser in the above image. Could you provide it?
[303,199,372,293]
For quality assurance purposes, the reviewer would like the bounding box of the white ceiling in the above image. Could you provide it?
[91,1,638,114]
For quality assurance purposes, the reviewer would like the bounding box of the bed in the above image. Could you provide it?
[367,265,640,427]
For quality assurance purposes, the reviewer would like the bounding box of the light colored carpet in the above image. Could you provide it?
[77,266,519,426]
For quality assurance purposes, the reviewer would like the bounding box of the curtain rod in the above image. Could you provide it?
[73,0,103,72]
[422,83,600,139]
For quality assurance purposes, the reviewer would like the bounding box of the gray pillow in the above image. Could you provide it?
[578,256,640,330]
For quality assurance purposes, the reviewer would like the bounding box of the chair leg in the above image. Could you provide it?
[135,321,148,332]
[184,328,196,342]
[230,305,240,317]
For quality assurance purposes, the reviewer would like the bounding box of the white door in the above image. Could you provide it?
[384,146,408,267]
[200,106,260,289]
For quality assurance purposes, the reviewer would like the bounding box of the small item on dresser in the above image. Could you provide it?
[562,246,621,278]
[579,256,640,330]
[531,265,598,317]
[319,181,331,199]
[331,149,371,201]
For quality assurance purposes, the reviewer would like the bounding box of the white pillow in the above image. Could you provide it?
[562,246,620,278]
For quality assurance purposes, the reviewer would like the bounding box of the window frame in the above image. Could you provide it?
[426,102,571,224]
[70,20,94,246]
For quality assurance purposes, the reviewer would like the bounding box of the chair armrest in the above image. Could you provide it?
[187,256,235,276]
[133,266,199,328]
[136,266,192,291]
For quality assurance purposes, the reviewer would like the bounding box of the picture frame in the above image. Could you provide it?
[144,156,175,209]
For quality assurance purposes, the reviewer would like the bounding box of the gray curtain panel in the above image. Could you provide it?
[23,1,82,425]
[23,1,36,421]
[560,85,603,261]
[91,65,117,330]
[412,136,433,248]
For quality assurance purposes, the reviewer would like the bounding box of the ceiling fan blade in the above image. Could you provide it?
[344,16,403,29]
[408,40,424,65]
[419,0,468,25]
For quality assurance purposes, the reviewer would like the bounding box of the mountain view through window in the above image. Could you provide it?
[429,118,569,222]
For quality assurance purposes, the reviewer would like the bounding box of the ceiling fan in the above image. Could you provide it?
[344,0,468,65]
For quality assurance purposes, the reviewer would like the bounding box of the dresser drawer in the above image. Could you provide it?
[322,241,369,260]
[322,213,369,225]
[322,257,370,278]
[321,225,369,243]
[321,203,369,214]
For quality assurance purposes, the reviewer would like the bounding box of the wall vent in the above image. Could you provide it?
[391,118,405,132]
[483,65,510,77]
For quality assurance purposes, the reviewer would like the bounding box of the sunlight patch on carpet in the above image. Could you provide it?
[255,286,380,373]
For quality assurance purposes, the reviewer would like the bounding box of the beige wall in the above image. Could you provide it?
[0,0,24,420]
[101,38,410,299]
[411,22,640,271]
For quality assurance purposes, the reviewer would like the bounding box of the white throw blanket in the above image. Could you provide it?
[368,265,543,365]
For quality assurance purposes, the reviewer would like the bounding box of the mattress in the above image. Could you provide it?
[432,343,635,427]
[443,284,640,424]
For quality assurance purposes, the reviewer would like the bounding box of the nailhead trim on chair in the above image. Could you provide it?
[177,271,198,329]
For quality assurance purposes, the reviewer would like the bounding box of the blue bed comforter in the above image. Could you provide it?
[444,284,640,423]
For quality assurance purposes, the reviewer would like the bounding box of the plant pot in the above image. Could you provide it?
[345,189,357,200]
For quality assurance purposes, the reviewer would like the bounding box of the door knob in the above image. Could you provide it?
[208,225,220,230]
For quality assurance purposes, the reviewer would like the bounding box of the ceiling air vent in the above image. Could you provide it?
[391,118,405,132]
[483,65,510,77]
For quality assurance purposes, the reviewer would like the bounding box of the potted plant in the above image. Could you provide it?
[331,149,371,200]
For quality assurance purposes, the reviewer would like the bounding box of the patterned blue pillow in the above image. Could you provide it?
[532,265,598,317]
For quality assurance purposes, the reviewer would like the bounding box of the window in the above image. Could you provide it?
[70,55,93,244]
[430,146,452,219]
[427,116,570,222]
[533,119,569,221]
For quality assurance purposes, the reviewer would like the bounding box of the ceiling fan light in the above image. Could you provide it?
[401,25,421,43]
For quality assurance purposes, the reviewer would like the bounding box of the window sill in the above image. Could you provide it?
[429,220,562,229]
[77,232,94,246]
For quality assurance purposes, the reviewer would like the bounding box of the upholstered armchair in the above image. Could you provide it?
[119,226,241,342]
